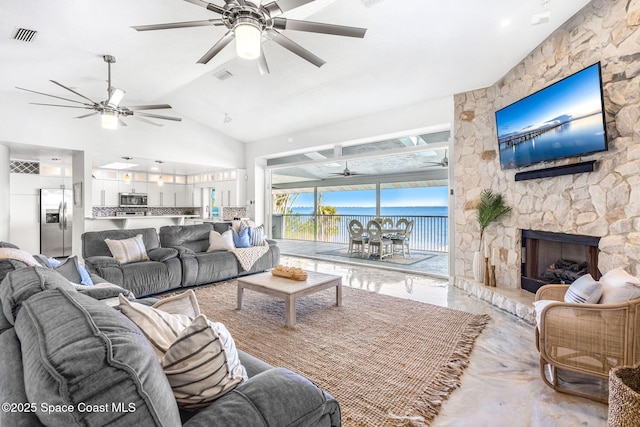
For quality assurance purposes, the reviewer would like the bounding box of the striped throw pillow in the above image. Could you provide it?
[250,224,267,246]
[104,234,149,264]
[564,274,602,304]
[118,295,247,408]
[162,315,247,409]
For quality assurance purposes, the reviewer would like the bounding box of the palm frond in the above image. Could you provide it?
[476,189,512,240]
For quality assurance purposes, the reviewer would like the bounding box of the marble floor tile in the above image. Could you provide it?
[281,256,608,427]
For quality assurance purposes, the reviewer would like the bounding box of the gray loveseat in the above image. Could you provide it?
[0,266,341,426]
[159,223,280,288]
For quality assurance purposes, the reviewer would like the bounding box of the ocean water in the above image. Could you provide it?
[291,206,448,216]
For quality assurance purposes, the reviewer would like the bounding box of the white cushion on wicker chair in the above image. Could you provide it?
[599,268,640,304]
[533,299,555,327]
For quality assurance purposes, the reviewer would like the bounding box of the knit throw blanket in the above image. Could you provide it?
[230,245,270,271]
[0,248,40,266]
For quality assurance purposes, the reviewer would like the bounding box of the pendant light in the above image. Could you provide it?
[122,156,132,184]
[155,160,164,187]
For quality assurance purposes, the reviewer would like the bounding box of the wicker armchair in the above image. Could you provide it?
[535,284,640,403]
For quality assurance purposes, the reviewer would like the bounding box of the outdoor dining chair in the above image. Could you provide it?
[381,217,394,229]
[391,219,414,258]
[347,219,368,257]
[365,220,393,259]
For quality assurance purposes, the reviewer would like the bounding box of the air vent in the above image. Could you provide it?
[12,28,38,43]
[361,0,384,7]
[10,160,40,174]
[213,69,233,81]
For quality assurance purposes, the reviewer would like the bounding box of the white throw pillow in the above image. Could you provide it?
[152,289,201,318]
[599,268,640,304]
[104,234,149,264]
[207,230,235,252]
[118,295,192,359]
[564,274,602,304]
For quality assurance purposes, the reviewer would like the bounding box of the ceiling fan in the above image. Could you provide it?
[330,162,364,177]
[15,55,182,129]
[132,0,367,74]
[422,150,449,168]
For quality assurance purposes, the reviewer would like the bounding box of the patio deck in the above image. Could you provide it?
[274,239,449,278]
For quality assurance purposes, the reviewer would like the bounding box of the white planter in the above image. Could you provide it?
[472,251,485,283]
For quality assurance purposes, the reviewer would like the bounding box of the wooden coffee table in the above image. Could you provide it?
[237,270,342,327]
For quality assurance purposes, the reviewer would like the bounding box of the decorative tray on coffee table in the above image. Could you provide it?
[271,265,308,281]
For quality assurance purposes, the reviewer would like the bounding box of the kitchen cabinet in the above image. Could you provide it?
[185,184,202,208]
[91,179,119,206]
[213,169,247,207]
[175,185,187,207]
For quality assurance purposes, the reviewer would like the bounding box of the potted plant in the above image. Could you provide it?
[473,189,512,283]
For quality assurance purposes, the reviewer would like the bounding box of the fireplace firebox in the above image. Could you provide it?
[521,230,600,294]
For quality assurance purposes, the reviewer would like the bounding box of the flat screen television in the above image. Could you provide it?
[495,62,608,170]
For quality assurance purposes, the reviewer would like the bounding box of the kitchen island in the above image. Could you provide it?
[85,215,200,231]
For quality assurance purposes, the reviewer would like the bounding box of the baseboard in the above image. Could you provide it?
[514,160,596,181]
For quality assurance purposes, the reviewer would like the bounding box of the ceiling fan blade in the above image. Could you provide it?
[16,87,93,106]
[183,0,226,15]
[132,116,164,127]
[197,31,234,64]
[272,18,367,38]
[257,47,270,75]
[271,0,315,13]
[29,102,94,109]
[132,19,223,31]
[75,112,99,119]
[50,80,98,104]
[126,104,173,110]
[135,112,182,122]
[266,30,325,67]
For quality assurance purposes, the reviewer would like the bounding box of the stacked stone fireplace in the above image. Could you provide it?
[521,230,600,294]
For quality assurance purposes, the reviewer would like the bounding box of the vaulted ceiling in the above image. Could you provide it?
[1,0,592,174]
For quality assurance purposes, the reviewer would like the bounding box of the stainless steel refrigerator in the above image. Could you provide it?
[40,188,73,257]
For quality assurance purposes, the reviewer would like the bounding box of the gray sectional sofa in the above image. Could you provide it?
[159,223,280,288]
[0,266,341,426]
[82,222,280,297]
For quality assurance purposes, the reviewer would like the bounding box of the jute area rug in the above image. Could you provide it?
[190,280,490,427]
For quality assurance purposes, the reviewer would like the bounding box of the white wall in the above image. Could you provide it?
[244,96,455,231]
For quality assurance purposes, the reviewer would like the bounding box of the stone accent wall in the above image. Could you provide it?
[454,0,640,289]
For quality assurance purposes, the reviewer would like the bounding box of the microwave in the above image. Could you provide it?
[119,193,148,207]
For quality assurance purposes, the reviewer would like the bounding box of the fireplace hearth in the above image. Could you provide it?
[521,230,600,293]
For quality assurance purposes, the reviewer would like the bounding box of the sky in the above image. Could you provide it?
[291,186,449,208]
[495,63,603,137]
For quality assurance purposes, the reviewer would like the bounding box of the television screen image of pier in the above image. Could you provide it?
[498,111,599,149]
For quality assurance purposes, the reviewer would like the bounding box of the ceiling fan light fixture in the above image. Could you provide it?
[234,20,262,60]
[107,88,125,107]
[101,111,119,130]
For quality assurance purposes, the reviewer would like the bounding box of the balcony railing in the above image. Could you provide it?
[274,214,448,252]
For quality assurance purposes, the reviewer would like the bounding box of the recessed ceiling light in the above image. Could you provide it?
[500,18,512,28]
